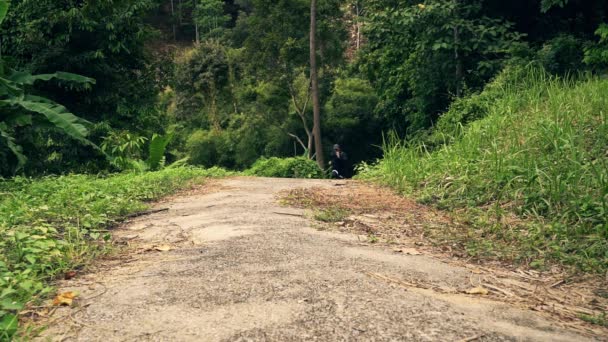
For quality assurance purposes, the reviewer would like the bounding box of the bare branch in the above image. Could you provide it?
[288,80,312,138]
[287,133,307,151]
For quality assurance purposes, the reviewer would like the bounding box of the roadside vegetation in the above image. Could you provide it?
[0,167,229,338]
[245,157,325,179]
[360,67,608,273]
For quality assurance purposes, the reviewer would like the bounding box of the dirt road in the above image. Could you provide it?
[40,177,597,341]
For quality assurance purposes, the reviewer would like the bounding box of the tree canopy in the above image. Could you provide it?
[0,0,606,175]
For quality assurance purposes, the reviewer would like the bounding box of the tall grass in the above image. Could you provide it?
[362,68,608,272]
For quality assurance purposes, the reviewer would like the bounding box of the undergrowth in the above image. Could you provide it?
[579,312,608,327]
[361,67,608,273]
[245,157,324,179]
[0,167,229,339]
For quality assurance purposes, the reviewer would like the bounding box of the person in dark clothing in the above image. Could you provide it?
[330,144,348,179]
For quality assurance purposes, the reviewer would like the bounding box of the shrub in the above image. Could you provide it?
[186,129,235,169]
[245,157,324,179]
[537,35,585,75]
[584,23,608,72]
[428,64,539,148]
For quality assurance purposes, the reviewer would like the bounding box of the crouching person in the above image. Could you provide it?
[330,144,348,179]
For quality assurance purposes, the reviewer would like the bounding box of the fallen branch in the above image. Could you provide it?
[273,211,305,217]
[550,279,565,288]
[483,283,516,297]
[126,208,169,219]
[458,334,485,342]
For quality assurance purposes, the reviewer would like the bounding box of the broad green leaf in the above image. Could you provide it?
[0,299,23,311]
[0,0,9,25]
[0,313,18,337]
[0,77,22,97]
[0,288,16,299]
[8,71,95,86]
[147,133,173,171]
[25,255,36,264]
[4,99,89,141]
[0,124,27,171]
[24,95,93,125]
[18,280,33,291]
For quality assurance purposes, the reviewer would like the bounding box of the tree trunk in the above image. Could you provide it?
[310,0,325,169]
[195,23,200,44]
[453,25,463,97]
[453,0,463,97]
[355,2,361,50]
[171,0,176,41]
[178,0,183,26]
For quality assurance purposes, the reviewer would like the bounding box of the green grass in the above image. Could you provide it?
[0,166,229,339]
[361,68,608,273]
[579,312,608,327]
[314,207,350,223]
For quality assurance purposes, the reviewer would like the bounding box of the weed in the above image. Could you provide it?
[314,207,349,223]
[579,312,608,327]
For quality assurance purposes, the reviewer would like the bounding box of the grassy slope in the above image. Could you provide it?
[0,167,229,338]
[362,69,608,272]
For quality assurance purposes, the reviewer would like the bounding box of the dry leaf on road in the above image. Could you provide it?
[153,245,172,252]
[466,286,489,295]
[52,291,78,306]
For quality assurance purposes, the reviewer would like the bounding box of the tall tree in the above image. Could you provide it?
[362,0,521,131]
[233,0,344,163]
[194,0,231,42]
[310,0,324,169]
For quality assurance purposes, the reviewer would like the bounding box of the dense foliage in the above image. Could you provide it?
[245,156,324,178]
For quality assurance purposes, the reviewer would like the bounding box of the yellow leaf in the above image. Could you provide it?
[418,4,426,10]
[466,286,489,295]
[52,291,78,306]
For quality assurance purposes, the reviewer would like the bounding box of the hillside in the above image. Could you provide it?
[362,67,608,272]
